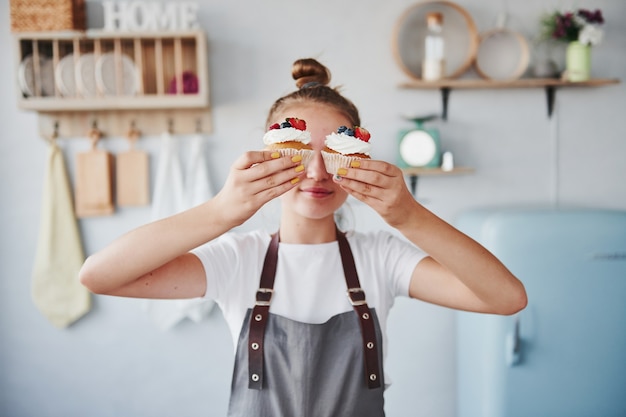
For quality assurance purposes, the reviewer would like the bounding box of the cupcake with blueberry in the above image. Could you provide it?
[322,125,372,174]
[263,117,314,165]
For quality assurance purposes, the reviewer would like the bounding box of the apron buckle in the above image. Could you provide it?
[256,288,273,306]
[347,288,367,306]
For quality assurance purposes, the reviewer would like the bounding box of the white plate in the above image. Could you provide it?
[55,54,77,97]
[95,52,138,96]
[76,53,98,97]
[393,1,479,80]
[18,55,55,97]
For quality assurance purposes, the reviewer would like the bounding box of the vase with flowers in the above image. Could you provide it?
[540,8,604,81]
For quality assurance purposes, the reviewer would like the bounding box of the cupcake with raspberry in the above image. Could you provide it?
[322,125,372,174]
[263,117,314,165]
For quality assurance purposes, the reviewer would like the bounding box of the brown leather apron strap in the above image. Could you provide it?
[248,232,279,390]
[337,230,382,389]
[248,228,382,390]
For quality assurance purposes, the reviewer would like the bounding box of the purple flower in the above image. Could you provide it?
[592,9,604,24]
[577,8,604,24]
[541,8,605,45]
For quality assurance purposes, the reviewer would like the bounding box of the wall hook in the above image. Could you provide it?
[88,123,102,149]
[127,120,141,144]
[43,121,60,144]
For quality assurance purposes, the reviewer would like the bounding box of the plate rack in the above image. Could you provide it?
[14,30,210,138]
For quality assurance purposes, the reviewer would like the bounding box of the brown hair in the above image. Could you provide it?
[266,58,361,128]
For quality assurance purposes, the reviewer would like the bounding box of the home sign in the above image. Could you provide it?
[103,1,199,31]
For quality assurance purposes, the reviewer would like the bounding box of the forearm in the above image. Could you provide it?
[397,202,527,313]
[80,150,304,296]
[79,198,236,294]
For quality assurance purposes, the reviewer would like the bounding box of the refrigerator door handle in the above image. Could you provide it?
[505,314,522,367]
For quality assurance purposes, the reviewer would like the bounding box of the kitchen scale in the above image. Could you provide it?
[397,114,441,169]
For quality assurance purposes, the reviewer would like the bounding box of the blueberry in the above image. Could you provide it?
[281,121,291,128]
[337,125,348,133]
[344,128,355,136]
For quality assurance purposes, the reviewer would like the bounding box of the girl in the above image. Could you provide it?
[79,58,527,416]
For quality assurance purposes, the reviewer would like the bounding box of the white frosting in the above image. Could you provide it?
[263,127,311,145]
[325,132,371,155]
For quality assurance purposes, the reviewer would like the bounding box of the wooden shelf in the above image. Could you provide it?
[399,78,620,89]
[399,78,620,119]
[401,167,475,195]
[18,95,208,112]
[14,30,210,137]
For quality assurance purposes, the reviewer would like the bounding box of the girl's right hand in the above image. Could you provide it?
[213,150,305,227]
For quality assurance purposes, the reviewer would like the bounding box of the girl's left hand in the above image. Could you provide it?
[333,160,418,228]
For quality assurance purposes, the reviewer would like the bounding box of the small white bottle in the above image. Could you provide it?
[441,151,454,171]
[422,12,445,81]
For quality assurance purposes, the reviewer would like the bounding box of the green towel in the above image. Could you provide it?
[32,141,91,328]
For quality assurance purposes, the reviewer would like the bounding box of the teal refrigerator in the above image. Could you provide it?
[455,208,626,417]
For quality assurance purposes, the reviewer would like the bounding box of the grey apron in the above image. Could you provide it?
[227,230,386,417]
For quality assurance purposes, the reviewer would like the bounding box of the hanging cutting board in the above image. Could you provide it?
[116,127,150,206]
[75,128,114,217]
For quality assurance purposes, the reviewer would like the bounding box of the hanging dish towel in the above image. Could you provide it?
[32,139,91,328]
[143,132,215,331]
[150,131,185,220]
[185,133,215,209]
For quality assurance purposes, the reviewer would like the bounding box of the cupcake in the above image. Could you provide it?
[322,125,372,174]
[263,117,314,165]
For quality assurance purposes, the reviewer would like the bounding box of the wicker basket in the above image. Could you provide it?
[10,0,86,32]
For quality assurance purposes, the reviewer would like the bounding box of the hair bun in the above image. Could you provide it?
[292,58,331,89]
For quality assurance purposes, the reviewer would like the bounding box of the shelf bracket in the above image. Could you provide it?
[440,87,451,121]
[545,86,556,118]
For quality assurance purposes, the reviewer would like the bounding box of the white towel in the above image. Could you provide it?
[143,132,215,331]
[32,140,91,328]
[185,133,215,208]
[150,131,186,220]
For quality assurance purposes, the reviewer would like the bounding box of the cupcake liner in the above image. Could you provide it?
[276,148,314,167]
[321,151,360,175]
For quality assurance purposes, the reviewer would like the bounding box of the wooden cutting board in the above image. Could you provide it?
[116,127,150,206]
[75,128,114,217]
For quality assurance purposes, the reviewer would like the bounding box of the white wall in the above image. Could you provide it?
[1,0,625,416]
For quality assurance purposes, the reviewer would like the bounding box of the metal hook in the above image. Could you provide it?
[196,118,202,134]
[44,121,60,144]
[127,120,140,143]
[88,120,102,149]
[168,119,174,134]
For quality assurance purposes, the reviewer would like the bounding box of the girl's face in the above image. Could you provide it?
[271,102,351,222]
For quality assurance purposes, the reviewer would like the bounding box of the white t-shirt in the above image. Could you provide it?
[192,230,426,357]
